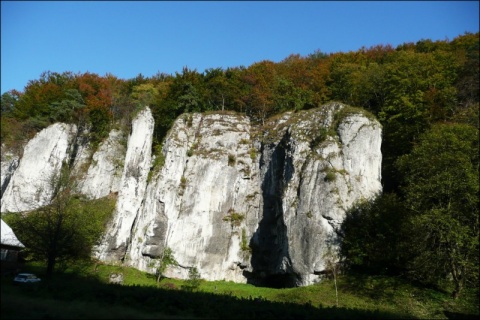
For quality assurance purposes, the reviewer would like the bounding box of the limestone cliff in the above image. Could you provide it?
[77,129,126,200]
[0,103,382,287]
[1,123,78,212]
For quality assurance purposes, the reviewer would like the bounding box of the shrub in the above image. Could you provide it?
[241,229,251,252]
[148,143,166,183]
[228,154,236,166]
[180,176,187,189]
[324,170,336,182]
[184,114,193,127]
[310,127,330,149]
[182,267,201,291]
[249,148,257,160]
[223,208,245,228]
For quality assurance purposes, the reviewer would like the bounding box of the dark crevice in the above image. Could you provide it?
[249,130,297,287]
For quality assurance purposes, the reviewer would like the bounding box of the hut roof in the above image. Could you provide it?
[1,219,25,248]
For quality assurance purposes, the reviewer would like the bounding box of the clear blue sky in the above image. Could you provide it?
[1,1,479,94]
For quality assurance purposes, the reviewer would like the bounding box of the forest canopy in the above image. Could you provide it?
[2,33,478,152]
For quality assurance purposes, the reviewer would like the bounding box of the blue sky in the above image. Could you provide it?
[1,1,479,94]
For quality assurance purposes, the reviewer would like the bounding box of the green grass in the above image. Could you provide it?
[1,261,478,319]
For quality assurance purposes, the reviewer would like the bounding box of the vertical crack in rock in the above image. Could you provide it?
[1,152,19,198]
[251,129,297,288]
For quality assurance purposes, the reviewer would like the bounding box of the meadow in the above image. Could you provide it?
[1,261,478,319]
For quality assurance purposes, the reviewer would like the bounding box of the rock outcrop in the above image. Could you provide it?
[120,112,262,282]
[250,105,382,286]
[77,129,126,199]
[1,123,78,212]
[95,108,155,261]
[0,103,382,287]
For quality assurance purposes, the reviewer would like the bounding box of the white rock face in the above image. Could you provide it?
[1,123,77,212]
[251,104,382,286]
[123,113,261,282]
[78,129,126,199]
[0,103,382,287]
[96,103,382,286]
[95,107,154,261]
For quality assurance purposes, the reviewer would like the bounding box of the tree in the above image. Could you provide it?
[182,266,201,291]
[451,32,479,122]
[73,72,114,139]
[350,62,387,114]
[12,71,75,122]
[1,90,22,115]
[4,165,115,278]
[177,82,201,113]
[48,89,85,123]
[155,247,177,283]
[244,60,277,125]
[327,58,359,105]
[130,83,159,109]
[223,66,250,113]
[396,123,479,298]
[171,67,203,114]
[322,239,340,307]
[339,193,409,275]
[274,77,312,113]
[203,67,228,111]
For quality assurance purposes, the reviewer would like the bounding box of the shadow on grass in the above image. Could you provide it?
[443,311,480,320]
[339,271,451,300]
[339,272,407,299]
[1,271,407,319]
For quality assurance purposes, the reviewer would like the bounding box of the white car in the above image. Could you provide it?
[13,273,41,284]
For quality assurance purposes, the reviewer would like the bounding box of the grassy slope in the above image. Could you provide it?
[1,261,478,319]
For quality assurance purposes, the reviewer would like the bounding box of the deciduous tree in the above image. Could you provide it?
[4,165,115,278]
[339,193,409,275]
[396,123,479,298]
